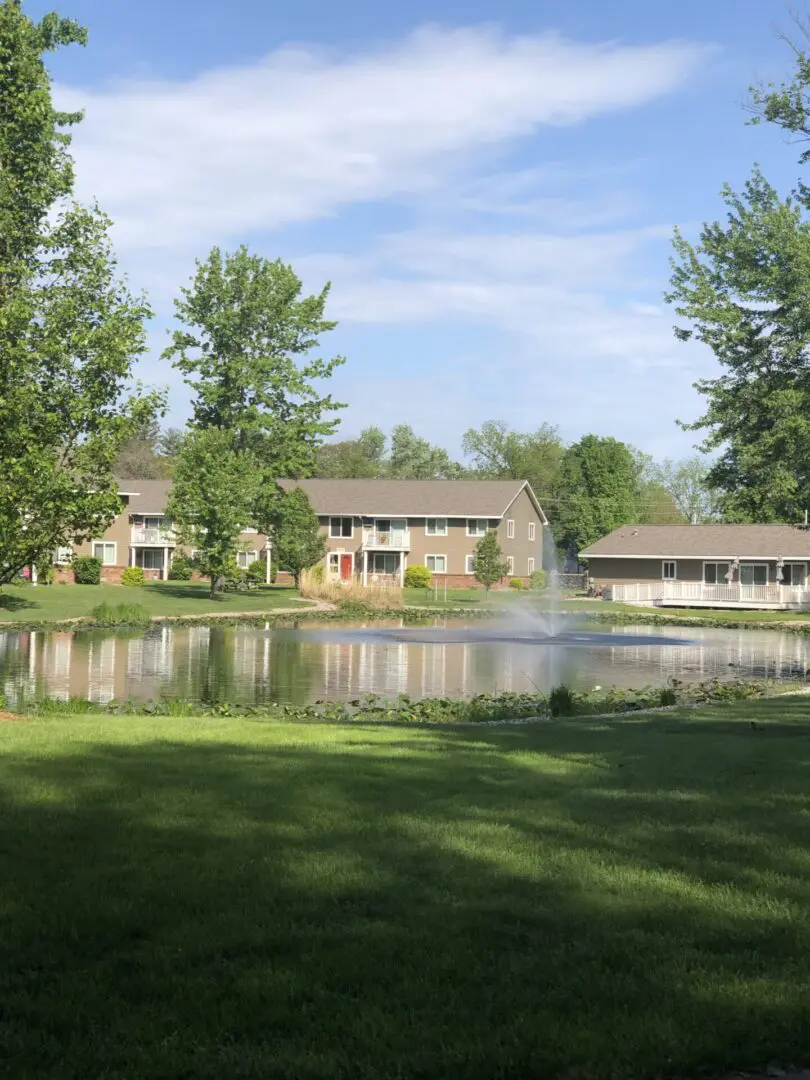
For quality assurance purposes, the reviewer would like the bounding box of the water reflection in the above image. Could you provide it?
[1,620,809,706]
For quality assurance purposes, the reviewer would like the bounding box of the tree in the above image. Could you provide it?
[389,424,464,479]
[472,531,508,594]
[163,246,345,484]
[650,457,723,523]
[315,426,386,478]
[270,487,327,588]
[168,429,261,598]
[631,449,687,525]
[0,1,161,586]
[115,418,172,479]
[462,421,564,501]
[157,426,186,460]
[552,436,641,555]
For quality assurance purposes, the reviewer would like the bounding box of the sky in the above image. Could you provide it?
[30,0,803,460]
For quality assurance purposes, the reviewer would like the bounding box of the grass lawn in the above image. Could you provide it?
[2,700,810,1078]
[0,580,309,623]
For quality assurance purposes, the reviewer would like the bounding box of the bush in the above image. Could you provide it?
[91,602,151,627]
[658,686,678,706]
[548,683,576,717]
[168,553,194,581]
[509,577,526,590]
[311,563,324,584]
[36,563,55,585]
[245,560,266,584]
[404,564,432,589]
[530,569,547,591]
[73,556,102,585]
[121,566,145,587]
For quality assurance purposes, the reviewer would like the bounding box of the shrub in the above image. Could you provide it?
[509,577,526,590]
[121,566,145,587]
[311,563,324,584]
[658,686,678,706]
[245,560,266,584]
[36,563,55,585]
[530,569,547,591]
[73,556,102,585]
[404,564,432,589]
[168,553,194,581]
[91,602,151,627]
[548,683,576,717]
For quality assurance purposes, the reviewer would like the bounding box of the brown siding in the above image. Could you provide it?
[587,557,788,586]
[495,488,544,579]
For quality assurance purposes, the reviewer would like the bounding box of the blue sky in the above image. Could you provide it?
[33,0,799,459]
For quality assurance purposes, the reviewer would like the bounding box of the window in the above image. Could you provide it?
[507,518,515,539]
[54,546,73,565]
[782,563,806,586]
[328,552,340,578]
[329,517,353,539]
[140,549,164,570]
[467,519,488,537]
[92,542,116,566]
[426,555,446,573]
[143,516,164,530]
[740,563,768,586]
[425,518,447,536]
[506,555,514,575]
[465,554,475,575]
[236,551,258,569]
[370,552,398,574]
[703,562,730,585]
[528,557,535,575]
[528,522,536,541]
[662,561,677,581]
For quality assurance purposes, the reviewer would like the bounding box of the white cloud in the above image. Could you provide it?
[58,25,710,254]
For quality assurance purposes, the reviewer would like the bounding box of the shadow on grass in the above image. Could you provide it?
[0,590,36,611]
[144,582,296,603]
[2,706,810,1078]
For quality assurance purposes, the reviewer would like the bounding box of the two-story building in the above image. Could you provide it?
[55,480,271,583]
[279,478,547,586]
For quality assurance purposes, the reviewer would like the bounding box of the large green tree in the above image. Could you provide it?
[270,487,326,587]
[649,456,722,523]
[388,424,463,479]
[168,428,260,598]
[552,436,641,554]
[0,1,160,586]
[462,420,564,502]
[315,426,386,478]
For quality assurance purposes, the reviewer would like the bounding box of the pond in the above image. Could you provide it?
[2,618,809,705]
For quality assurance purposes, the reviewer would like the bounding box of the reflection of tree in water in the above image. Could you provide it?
[199,626,237,704]
[262,638,318,705]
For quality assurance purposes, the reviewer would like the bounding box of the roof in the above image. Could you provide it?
[279,478,547,521]
[116,480,172,515]
[580,524,810,559]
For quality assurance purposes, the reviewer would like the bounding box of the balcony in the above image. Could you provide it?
[607,581,810,610]
[361,528,411,550]
[131,526,176,546]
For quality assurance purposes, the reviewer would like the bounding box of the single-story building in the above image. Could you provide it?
[580,524,810,609]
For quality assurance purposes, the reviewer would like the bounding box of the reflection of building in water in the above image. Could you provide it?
[42,633,72,700]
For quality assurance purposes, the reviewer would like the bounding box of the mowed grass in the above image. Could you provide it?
[0,580,308,623]
[2,701,810,1078]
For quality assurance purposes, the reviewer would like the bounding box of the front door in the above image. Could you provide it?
[340,553,353,581]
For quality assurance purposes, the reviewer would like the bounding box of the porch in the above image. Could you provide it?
[131,547,171,581]
[327,549,406,586]
[607,581,810,610]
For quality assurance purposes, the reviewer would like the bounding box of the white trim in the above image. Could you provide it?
[466,518,489,537]
[581,552,810,560]
[507,519,515,539]
[528,557,535,575]
[426,554,447,573]
[702,560,731,584]
[236,550,258,568]
[329,516,354,539]
[92,540,117,566]
[425,517,448,537]
[499,481,549,526]
[465,554,475,575]
[739,562,769,586]
[662,560,677,581]
[782,561,808,586]
[506,555,515,575]
[528,522,536,542]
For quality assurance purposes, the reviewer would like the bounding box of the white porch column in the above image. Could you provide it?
[265,547,271,585]
[400,553,406,587]
[163,547,169,581]
[31,564,37,587]
[130,546,135,567]
[363,550,368,587]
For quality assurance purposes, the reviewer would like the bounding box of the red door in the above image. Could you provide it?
[340,554,353,581]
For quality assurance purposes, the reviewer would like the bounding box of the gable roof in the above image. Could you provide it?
[117,480,172,515]
[580,524,810,559]
[279,478,547,521]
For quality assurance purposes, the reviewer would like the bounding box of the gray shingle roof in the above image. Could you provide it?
[117,480,173,515]
[279,478,545,519]
[580,524,810,559]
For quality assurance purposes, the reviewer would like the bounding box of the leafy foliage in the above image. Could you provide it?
[245,559,267,584]
[90,602,151,627]
[648,456,723,523]
[462,420,564,501]
[552,436,642,554]
[0,2,162,586]
[121,566,146,587]
[404,564,432,589]
[315,427,387,478]
[72,556,101,585]
[472,531,508,593]
[315,424,464,479]
[509,577,526,590]
[530,569,548,591]
[168,553,194,581]
[270,487,326,587]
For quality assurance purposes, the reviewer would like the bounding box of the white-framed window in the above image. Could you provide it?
[54,546,73,565]
[782,563,807,586]
[426,555,447,573]
[329,517,353,539]
[139,548,165,570]
[328,552,341,578]
[662,560,677,581]
[507,519,515,539]
[236,551,258,569]
[506,555,514,575]
[465,554,475,574]
[528,557,535,575]
[703,562,730,585]
[92,541,117,566]
[425,518,447,536]
[740,563,768,586]
[370,552,398,574]
[467,519,489,537]
[528,522,536,542]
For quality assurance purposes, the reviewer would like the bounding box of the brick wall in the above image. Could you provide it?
[430,573,527,591]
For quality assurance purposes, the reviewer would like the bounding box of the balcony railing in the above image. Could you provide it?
[361,529,411,550]
[131,526,176,546]
[608,581,810,607]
